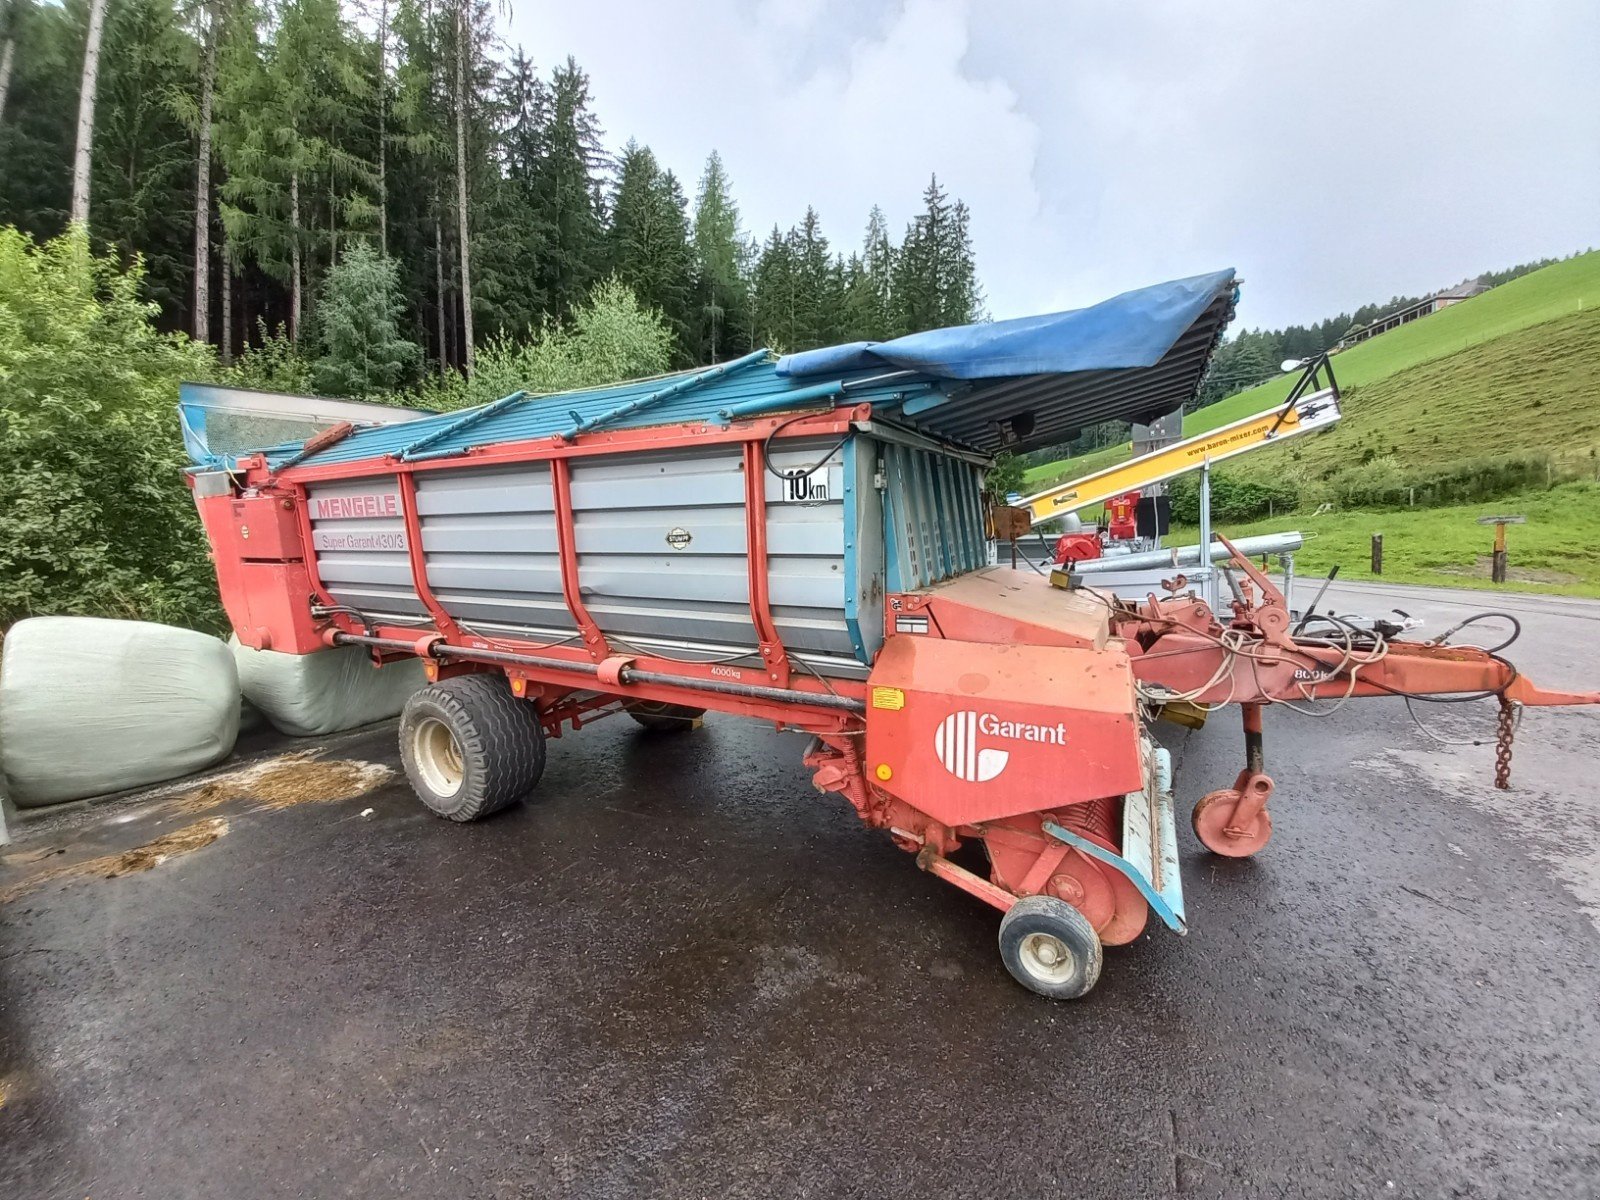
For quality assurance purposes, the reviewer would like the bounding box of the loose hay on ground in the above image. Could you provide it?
[0,818,229,902]
[1,754,395,903]
[171,752,394,814]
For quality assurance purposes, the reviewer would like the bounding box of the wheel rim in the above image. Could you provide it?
[1017,931,1078,985]
[411,716,464,798]
[1193,789,1273,857]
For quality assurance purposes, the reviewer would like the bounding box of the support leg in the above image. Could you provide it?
[1192,703,1275,857]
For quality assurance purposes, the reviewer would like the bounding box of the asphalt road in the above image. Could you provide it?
[3,581,1598,1199]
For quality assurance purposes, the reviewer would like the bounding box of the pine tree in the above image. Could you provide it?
[689,149,749,362]
[0,0,76,237]
[216,0,377,345]
[893,175,980,334]
[863,205,894,327]
[531,54,605,318]
[191,0,222,343]
[607,140,692,357]
[94,0,199,322]
[451,0,474,372]
[751,224,797,351]
[387,0,449,362]
[789,206,843,350]
[470,46,548,338]
[941,198,982,324]
[0,0,20,124]
[312,240,420,394]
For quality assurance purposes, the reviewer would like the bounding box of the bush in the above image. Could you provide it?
[1168,471,1300,523]
[410,276,676,412]
[1315,451,1555,510]
[984,452,1026,502]
[0,227,223,630]
[225,320,315,393]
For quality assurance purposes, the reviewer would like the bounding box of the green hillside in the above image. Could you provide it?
[1170,481,1600,598]
[1024,250,1600,489]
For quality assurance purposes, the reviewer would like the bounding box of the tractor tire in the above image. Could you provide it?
[399,674,546,822]
[625,700,706,733]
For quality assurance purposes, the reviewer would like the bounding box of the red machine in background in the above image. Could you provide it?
[1106,490,1140,542]
[1052,489,1144,565]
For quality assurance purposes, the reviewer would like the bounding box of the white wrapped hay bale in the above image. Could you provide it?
[0,617,240,808]
[231,636,427,737]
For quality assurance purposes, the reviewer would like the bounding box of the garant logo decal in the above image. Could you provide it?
[933,711,1068,782]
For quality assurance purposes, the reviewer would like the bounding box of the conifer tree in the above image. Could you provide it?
[94,0,199,320]
[531,54,605,318]
[689,149,749,362]
[751,224,796,351]
[312,240,419,394]
[893,174,980,334]
[191,0,221,343]
[788,206,843,350]
[471,46,548,337]
[0,0,18,124]
[70,0,110,226]
[608,140,692,357]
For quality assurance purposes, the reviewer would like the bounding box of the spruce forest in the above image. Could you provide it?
[0,0,985,397]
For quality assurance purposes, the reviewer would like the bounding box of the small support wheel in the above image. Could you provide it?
[625,700,706,733]
[997,895,1103,1000]
[400,674,546,822]
[1191,788,1273,857]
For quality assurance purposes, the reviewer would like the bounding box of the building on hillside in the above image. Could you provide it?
[1340,278,1490,347]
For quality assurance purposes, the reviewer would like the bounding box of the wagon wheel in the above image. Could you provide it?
[399,675,546,821]
[1191,788,1273,858]
[625,700,706,733]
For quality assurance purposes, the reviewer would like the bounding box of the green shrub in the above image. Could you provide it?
[1168,472,1301,523]
[409,277,676,412]
[1317,451,1555,509]
[0,227,223,630]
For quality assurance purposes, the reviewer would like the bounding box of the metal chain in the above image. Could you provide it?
[1494,698,1516,790]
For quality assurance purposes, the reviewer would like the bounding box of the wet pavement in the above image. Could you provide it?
[2,582,1598,1198]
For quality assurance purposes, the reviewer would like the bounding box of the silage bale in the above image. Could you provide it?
[0,617,240,808]
[231,636,426,737]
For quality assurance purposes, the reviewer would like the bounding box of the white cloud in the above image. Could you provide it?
[508,0,1600,330]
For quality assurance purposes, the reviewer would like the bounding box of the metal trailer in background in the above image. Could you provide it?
[180,269,1600,1001]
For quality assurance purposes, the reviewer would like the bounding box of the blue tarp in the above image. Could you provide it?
[777,268,1237,380]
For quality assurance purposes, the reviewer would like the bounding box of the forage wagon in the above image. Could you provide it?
[181,269,1598,999]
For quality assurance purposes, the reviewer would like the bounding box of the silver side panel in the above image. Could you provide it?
[566,438,855,669]
[303,432,974,679]
[305,476,426,620]
[415,464,576,639]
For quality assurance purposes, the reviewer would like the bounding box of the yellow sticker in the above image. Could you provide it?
[870,686,905,710]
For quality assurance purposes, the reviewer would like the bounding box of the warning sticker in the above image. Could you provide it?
[871,686,906,711]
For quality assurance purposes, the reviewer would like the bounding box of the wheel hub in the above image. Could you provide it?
[1019,932,1076,983]
[411,716,465,798]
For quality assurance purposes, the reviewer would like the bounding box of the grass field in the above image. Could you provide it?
[1023,250,1600,489]
[1169,482,1600,598]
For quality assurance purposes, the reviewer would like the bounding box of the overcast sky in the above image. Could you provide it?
[505,0,1599,332]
